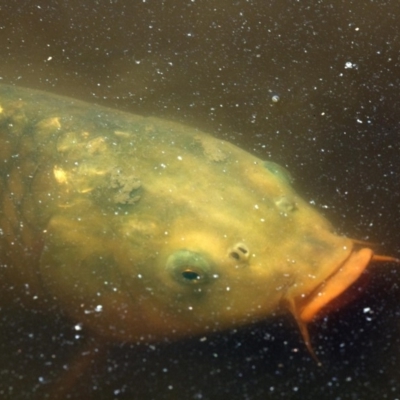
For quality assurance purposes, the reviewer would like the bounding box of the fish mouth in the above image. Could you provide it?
[285,246,374,365]
[298,246,374,323]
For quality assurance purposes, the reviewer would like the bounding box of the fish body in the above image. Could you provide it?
[0,84,388,353]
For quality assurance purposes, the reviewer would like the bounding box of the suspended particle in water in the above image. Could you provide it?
[271,95,280,103]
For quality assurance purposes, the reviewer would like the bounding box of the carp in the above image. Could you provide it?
[0,84,397,365]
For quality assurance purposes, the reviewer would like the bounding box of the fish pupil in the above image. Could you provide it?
[166,249,211,285]
[181,269,201,281]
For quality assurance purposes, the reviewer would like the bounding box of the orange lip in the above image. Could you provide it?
[299,247,374,323]
[286,246,399,364]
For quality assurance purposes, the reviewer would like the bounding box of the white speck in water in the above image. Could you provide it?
[95,305,103,312]
[74,323,83,331]
[271,95,280,103]
[345,61,356,69]
[177,156,182,161]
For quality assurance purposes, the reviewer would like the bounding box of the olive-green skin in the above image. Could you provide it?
[0,84,352,343]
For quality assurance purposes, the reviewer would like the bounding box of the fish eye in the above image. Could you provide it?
[181,269,202,282]
[229,242,250,263]
[166,250,212,285]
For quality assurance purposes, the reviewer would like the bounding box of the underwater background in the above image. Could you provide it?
[0,0,399,399]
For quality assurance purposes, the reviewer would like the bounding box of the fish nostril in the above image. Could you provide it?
[229,243,250,262]
[237,245,248,254]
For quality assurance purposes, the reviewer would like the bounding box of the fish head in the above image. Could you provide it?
[128,159,358,340]
[40,137,364,347]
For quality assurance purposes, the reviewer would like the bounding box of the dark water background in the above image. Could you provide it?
[0,1,399,399]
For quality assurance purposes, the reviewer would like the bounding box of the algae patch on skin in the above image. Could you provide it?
[110,168,142,205]
[194,134,228,162]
